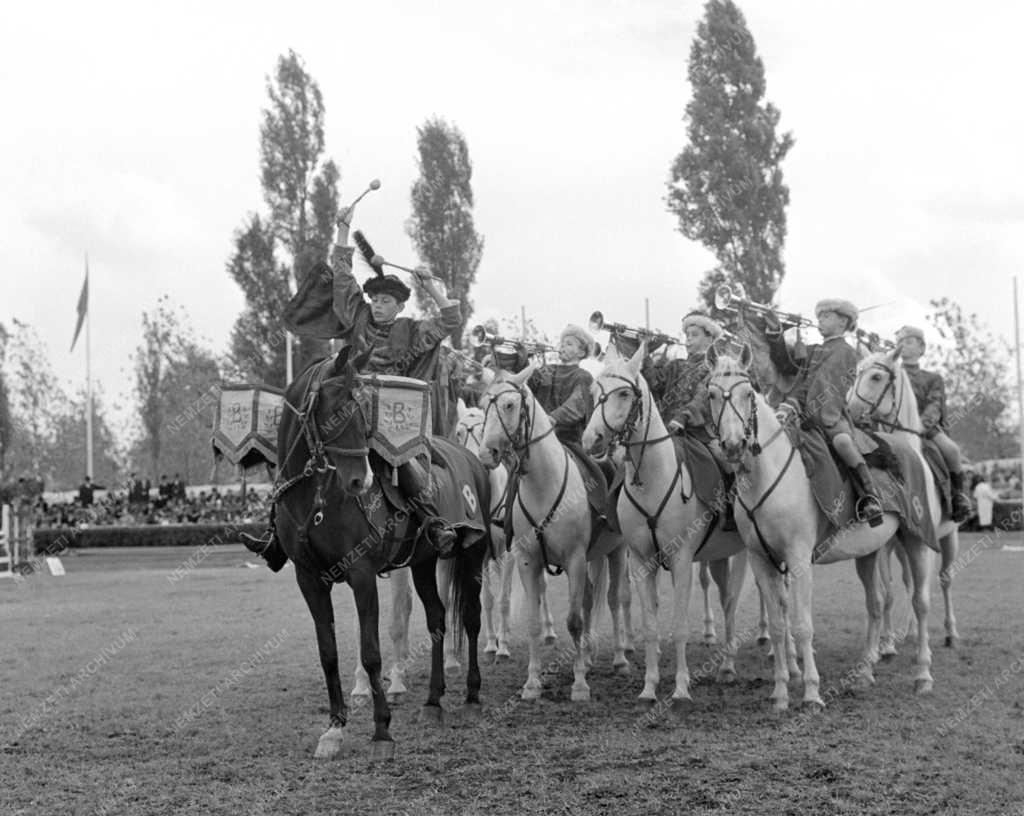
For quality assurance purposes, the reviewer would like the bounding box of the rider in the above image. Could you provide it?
[527,325,596,447]
[766,299,885,526]
[894,325,973,522]
[242,203,462,570]
[643,310,737,530]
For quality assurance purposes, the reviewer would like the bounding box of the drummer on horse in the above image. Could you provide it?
[893,325,972,522]
[242,201,462,569]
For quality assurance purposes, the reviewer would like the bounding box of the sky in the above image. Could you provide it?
[3,0,1023,436]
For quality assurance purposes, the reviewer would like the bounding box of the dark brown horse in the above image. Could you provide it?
[273,347,488,759]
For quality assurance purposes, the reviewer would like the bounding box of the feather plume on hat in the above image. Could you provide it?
[353,230,385,278]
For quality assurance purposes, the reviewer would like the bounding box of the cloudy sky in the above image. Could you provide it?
[3,0,1022,432]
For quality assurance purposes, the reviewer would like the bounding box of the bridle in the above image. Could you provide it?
[480,384,555,468]
[592,373,671,487]
[709,373,765,458]
[850,359,921,436]
[455,414,485,451]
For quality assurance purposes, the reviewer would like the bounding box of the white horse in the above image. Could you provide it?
[581,344,748,705]
[478,366,631,701]
[454,401,559,658]
[707,347,937,710]
[848,347,962,652]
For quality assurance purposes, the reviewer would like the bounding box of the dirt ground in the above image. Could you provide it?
[2,536,1022,815]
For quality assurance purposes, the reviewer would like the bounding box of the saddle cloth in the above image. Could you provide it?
[366,436,488,556]
[790,425,939,559]
[922,438,952,517]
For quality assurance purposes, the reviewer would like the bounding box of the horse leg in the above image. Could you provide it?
[411,559,447,722]
[350,572,393,756]
[519,557,545,700]
[437,559,462,674]
[621,552,636,656]
[481,554,499,656]
[668,549,695,705]
[939,531,960,648]
[897,540,916,643]
[905,541,934,694]
[636,558,661,703]
[854,552,882,687]
[460,546,484,712]
[497,552,515,659]
[539,570,558,644]
[296,569,348,760]
[567,552,591,702]
[750,554,791,711]
[877,539,899,660]
[386,569,412,700]
[351,614,371,699]
[699,561,716,645]
[607,545,631,675]
[712,550,748,683]
[789,554,822,709]
[757,585,771,651]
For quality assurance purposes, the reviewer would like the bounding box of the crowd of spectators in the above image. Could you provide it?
[29,472,268,529]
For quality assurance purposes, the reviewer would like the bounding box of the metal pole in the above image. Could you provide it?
[85,255,94,480]
[645,298,650,332]
[1014,277,1024,503]
[521,306,527,340]
[285,332,293,384]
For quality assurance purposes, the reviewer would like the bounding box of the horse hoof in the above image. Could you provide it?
[944,636,958,649]
[386,692,405,706]
[702,635,717,646]
[854,674,875,690]
[544,634,557,646]
[314,726,344,760]
[445,662,462,676]
[670,697,694,713]
[484,643,498,655]
[914,679,933,695]
[879,650,897,662]
[770,699,789,713]
[757,636,769,646]
[624,647,636,657]
[351,689,371,699]
[495,652,511,663]
[614,661,633,677]
[461,703,483,723]
[716,667,737,684]
[419,705,445,726]
[369,739,395,761]
[521,686,542,701]
[571,687,591,702]
[637,697,657,712]
[802,700,826,714]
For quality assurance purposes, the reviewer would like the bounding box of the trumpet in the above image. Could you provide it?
[588,311,681,346]
[854,328,896,353]
[444,347,488,375]
[713,284,815,330]
[469,325,556,357]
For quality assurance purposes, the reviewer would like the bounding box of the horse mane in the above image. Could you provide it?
[710,352,749,380]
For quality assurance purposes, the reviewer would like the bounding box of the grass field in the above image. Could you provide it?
[2,536,1023,815]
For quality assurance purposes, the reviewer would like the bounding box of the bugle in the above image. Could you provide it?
[469,325,556,357]
[713,284,815,330]
[588,311,681,346]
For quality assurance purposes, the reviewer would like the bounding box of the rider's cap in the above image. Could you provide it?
[560,324,595,356]
[681,311,724,339]
[814,298,859,330]
[895,325,925,345]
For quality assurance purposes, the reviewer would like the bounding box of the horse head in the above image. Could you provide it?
[477,363,538,470]
[847,347,920,436]
[706,344,759,463]
[308,346,373,496]
[454,402,487,455]
[724,308,798,403]
[582,342,646,456]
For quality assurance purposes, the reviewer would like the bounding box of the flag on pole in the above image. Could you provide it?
[70,263,89,352]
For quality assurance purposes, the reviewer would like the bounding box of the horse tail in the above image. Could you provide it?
[445,453,491,655]
[446,550,468,655]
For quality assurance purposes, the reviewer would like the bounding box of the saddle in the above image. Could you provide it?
[787,423,939,560]
[362,437,489,568]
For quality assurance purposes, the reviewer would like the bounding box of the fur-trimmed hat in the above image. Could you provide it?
[353,230,411,302]
[559,324,595,357]
[896,325,925,345]
[814,298,859,330]
[681,311,724,339]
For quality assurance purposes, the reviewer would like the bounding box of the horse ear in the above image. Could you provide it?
[739,343,753,370]
[507,362,537,387]
[331,345,353,377]
[605,341,621,365]
[456,398,468,419]
[627,342,645,376]
[706,343,719,369]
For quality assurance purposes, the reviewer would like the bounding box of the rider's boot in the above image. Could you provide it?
[852,464,885,528]
[949,470,973,524]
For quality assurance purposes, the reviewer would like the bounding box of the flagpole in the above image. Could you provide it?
[85,255,94,479]
[1014,277,1023,492]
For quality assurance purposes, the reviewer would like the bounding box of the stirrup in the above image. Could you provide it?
[855,497,885,528]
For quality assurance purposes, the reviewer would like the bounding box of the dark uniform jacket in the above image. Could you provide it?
[528,364,594,446]
[283,246,460,434]
[643,353,712,440]
[768,334,859,429]
[902,363,946,430]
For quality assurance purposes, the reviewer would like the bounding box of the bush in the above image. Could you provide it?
[32,522,267,553]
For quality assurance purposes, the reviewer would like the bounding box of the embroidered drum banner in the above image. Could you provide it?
[211,384,285,468]
[358,374,432,467]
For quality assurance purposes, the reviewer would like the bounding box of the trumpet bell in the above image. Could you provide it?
[469,325,488,348]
